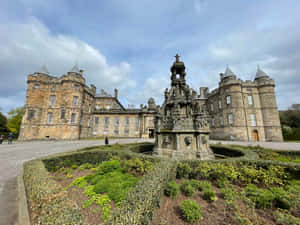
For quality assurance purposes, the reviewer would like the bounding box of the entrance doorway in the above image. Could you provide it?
[149,129,155,138]
[252,130,259,141]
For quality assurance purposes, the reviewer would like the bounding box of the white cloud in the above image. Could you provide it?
[0,17,136,112]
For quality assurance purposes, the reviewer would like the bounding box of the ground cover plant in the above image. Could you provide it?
[51,156,154,224]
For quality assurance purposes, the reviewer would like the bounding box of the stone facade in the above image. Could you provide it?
[19,59,283,142]
[206,66,283,142]
[19,65,156,140]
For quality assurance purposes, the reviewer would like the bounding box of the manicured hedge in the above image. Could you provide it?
[210,144,259,160]
[23,160,86,225]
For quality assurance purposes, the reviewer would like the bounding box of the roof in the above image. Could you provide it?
[224,65,235,77]
[255,65,269,79]
[36,65,49,74]
[70,63,80,73]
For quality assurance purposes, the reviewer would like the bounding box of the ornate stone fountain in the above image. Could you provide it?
[154,55,214,160]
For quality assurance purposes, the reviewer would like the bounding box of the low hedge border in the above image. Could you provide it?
[23,160,86,225]
[210,144,259,160]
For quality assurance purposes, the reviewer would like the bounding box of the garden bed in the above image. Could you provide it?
[151,161,300,225]
[23,142,300,225]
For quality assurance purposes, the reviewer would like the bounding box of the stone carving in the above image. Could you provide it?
[184,136,192,146]
[154,55,214,160]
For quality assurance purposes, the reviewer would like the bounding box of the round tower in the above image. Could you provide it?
[255,66,283,141]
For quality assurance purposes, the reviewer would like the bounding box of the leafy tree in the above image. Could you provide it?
[0,111,8,134]
[6,107,24,136]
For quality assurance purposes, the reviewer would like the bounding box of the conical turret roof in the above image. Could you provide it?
[70,62,80,73]
[224,65,235,77]
[255,65,269,79]
[36,64,49,74]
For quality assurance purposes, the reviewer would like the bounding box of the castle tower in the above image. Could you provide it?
[255,66,283,141]
[154,55,214,160]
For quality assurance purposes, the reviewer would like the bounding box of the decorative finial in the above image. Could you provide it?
[174,54,180,62]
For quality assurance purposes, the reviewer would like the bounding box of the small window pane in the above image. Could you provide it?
[250,114,256,126]
[71,113,76,124]
[228,113,233,125]
[226,96,231,105]
[94,117,99,125]
[61,110,65,119]
[248,95,253,105]
[73,96,79,105]
[50,95,56,106]
[47,112,53,124]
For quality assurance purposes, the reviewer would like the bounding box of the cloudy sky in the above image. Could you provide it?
[0,0,299,113]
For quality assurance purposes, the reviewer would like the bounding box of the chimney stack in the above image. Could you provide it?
[114,88,118,99]
[101,89,105,95]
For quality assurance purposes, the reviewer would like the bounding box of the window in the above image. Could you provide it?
[47,112,53,124]
[211,118,215,127]
[135,118,139,128]
[210,103,214,112]
[71,113,76,124]
[218,99,222,109]
[228,113,233,125]
[74,84,80,89]
[27,110,35,120]
[114,117,119,126]
[250,114,256,126]
[60,110,66,119]
[105,105,111,110]
[125,117,130,126]
[105,117,109,127]
[220,116,224,126]
[226,96,231,105]
[88,104,91,113]
[50,95,56,106]
[73,96,79,105]
[34,84,40,89]
[51,85,56,91]
[114,130,119,135]
[124,129,129,136]
[95,105,100,110]
[88,118,91,127]
[94,117,99,125]
[248,95,253,106]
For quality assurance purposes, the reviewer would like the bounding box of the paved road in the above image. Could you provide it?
[0,138,153,225]
[210,140,300,151]
[1,139,300,225]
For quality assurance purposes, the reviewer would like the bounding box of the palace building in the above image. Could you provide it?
[19,57,283,142]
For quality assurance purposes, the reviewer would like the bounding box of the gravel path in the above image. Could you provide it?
[1,138,299,225]
[0,138,152,225]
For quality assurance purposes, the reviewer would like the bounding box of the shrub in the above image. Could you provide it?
[216,177,229,188]
[180,200,202,223]
[180,181,196,197]
[245,184,274,209]
[122,158,153,176]
[97,160,123,175]
[190,162,211,179]
[165,181,180,199]
[220,186,235,200]
[270,187,292,209]
[190,179,201,189]
[203,189,218,202]
[199,180,212,191]
[177,163,192,179]
[71,164,78,169]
